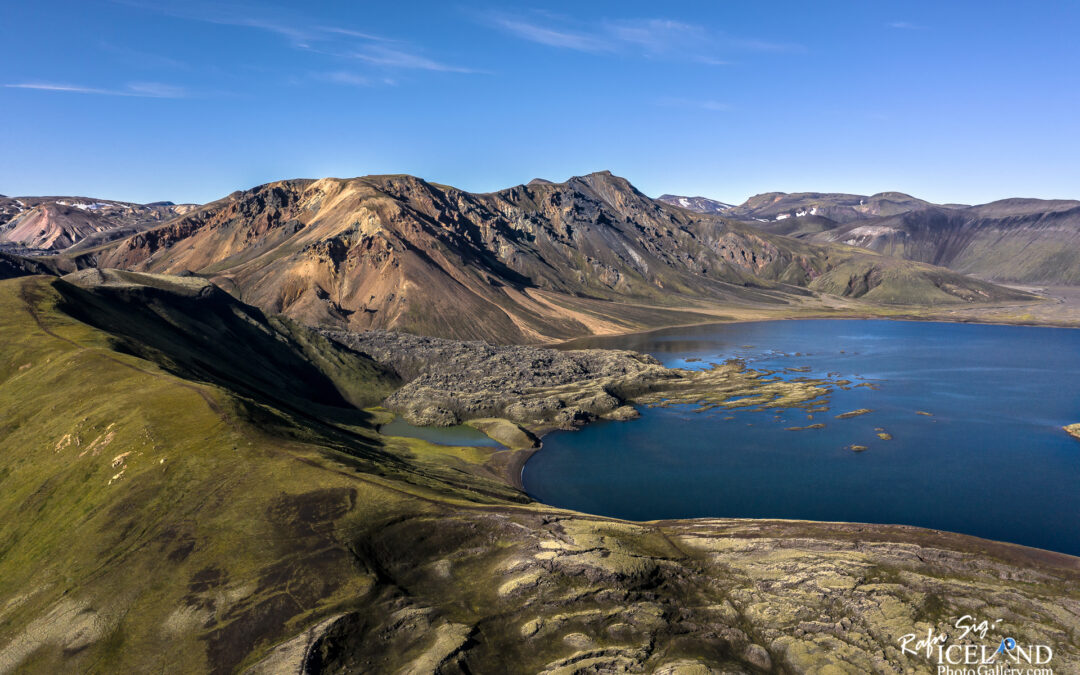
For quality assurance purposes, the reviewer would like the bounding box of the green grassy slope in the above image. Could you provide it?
[808,255,1032,305]
[1,275,1078,673]
[56,269,400,411]
[0,275,519,673]
[0,252,70,281]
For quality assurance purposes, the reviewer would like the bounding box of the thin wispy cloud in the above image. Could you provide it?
[114,0,477,78]
[4,82,186,98]
[350,45,483,73]
[316,26,396,42]
[695,56,733,66]
[126,82,187,98]
[314,71,400,88]
[112,0,318,46]
[725,37,801,52]
[479,10,800,62]
[889,21,929,30]
[657,97,732,112]
[488,16,612,52]
[607,19,705,54]
[317,71,373,87]
[97,41,190,70]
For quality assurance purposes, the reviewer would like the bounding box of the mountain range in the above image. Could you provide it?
[0,196,196,253]
[0,171,1037,343]
[666,190,1080,285]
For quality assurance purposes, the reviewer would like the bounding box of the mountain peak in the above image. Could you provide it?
[572,170,620,183]
[520,171,646,207]
[868,191,921,202]
[527,170,622,187]
[566,170,636,192]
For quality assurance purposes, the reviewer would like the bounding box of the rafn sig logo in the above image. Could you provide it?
[898,615,1054,674]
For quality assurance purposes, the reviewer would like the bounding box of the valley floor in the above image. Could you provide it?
[920,284,1080,326]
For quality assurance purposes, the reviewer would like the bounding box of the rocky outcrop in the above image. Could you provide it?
[302,511,1080,674]
[323,328,675,429]
[1065,423,1080,441]
[323,329,837,432]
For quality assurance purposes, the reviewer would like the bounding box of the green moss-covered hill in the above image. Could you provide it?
[1,274,1078,674]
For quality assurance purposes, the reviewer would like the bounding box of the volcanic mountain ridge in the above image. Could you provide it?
[67,171,1028,342]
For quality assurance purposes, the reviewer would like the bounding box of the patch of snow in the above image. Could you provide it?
[53,200,111,211]
[679,198,690,207]
[775,213,791,220]
[847,225,902,237]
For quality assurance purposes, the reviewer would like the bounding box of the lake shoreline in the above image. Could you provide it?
[552,308,1080,350]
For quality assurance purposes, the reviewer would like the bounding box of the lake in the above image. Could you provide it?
[522,319,1080,556]
[379,417,502,447]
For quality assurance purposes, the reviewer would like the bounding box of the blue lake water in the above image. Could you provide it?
[380,418,502,447]
[522,320,1080,556]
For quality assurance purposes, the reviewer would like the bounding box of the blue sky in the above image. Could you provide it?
[2,1,1078,205]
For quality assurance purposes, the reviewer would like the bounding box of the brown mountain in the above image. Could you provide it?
[72,172,1028,342]
[726,191,935,223]
[794,199,1080,284]
[676,190,1080,285]
[0,196,196,252]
